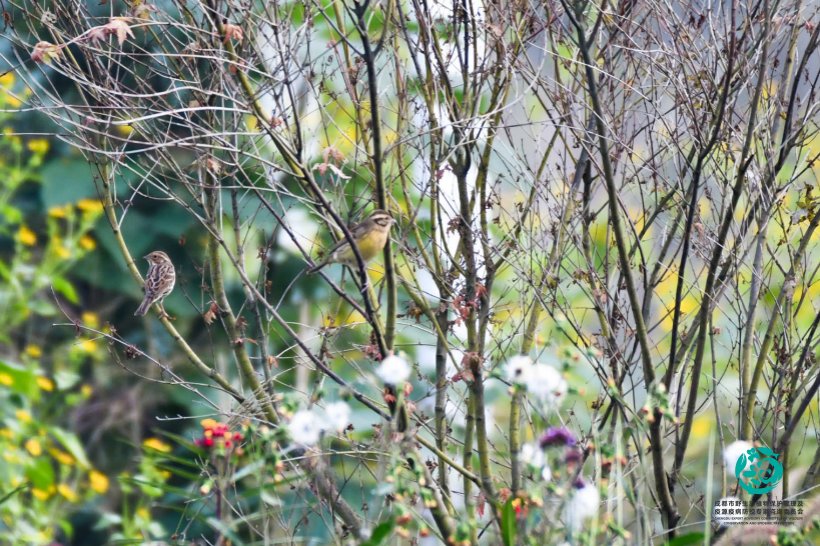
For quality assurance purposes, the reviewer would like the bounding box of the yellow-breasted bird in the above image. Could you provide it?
[308,209,395,274]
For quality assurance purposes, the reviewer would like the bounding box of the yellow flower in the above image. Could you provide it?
[25,438,42,457]
[48,205,70,219]
[88,470,109,494]
[5,94,21,108]
[16,225,37,246]
[143,437,171,453]
[31,488,52,501]
[15,409,32,423]
[79,235,96,251]
[76,198,103,216]
[50,449,75,466]
[36,376,54,392]
[0,72,14,87]
[50,236,70,258]
[57,484,78,502]
[135,507,150,520]
[0,373,12,386]
[78,339,96,353]
[81,312,99,328]
[80,384,93,398]
[27,138,49,154]
[25,344,42,358]
[200,418,218,429]
[0,428,13,439]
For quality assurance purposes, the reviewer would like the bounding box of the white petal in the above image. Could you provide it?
[723,440,753,474]
[288,410,322,446]
[323,401,352,432]
[376,355,411,384]
[564,483,600,531]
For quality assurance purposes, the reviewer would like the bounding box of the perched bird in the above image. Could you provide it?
[134,250,176,317]
[308,209,395,274]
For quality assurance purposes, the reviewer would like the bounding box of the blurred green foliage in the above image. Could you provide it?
[0,72,181,545]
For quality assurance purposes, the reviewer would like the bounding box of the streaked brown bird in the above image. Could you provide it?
[135,250,176,317]
[308,209,395,274]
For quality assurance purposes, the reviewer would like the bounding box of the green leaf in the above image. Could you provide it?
[25,457,55,490]
[231,459,264,482]
[663,533,706,546]
[0,359,38,398]
[0,203,22,224]
[260,491,281,507]
[53,370,81,390]
[501,498,516,546]
[49,427,91,469]
[360,517,395,546]
[27,298,57,317]
[206,517,244,545]
[51,276,79,304]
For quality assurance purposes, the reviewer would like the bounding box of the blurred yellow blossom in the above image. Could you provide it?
[77,339,96,353]
[135,507,150,520]
[2,127,21,148]
[89,470,109,494]
[0,428,12,439]
[79,235,96,251]
[5,94,21,108]
[27,138,49,154]
[0,373,12,386]
[80,384,93,397]
[48,205,70,218]
[0,72,14,87]
[36,376,54,392]
[77,198,102,211]
[25,438,42,457]
[200,418,218,429]
[57,484,78,502]
[143,437,171,453]
[15,409,32,423]
[50,449,75,466]
[31,488,52,501]
[51,237,71,259]
[25,345,42,358]
[16,225,37,246]
[81,312,99,328]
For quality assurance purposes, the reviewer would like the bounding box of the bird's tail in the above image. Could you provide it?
[134,300,151,316]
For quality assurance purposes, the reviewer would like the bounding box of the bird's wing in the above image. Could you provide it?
[323,221,365,254]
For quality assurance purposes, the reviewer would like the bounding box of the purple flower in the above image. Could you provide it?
[564,447,583,465]
[539,426,577,449]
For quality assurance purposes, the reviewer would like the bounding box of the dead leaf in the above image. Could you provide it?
[203,301,219,325]
[223,23,243,44]
[31,41,62,64]
[107,17,135,46]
